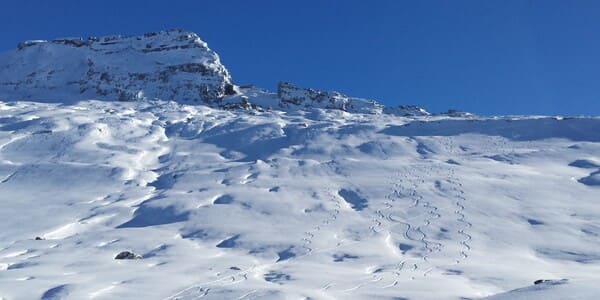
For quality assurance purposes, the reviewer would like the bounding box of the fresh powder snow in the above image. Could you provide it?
[0,30,599,300]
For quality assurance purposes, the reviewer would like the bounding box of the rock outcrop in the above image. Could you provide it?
[0,29,440,115]
[114,251,142,260]
[277,82,383,114]
[0,29,234,103]
[383,105,430,116]
[439,109,474,118]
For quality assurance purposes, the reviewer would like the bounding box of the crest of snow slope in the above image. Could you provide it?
[0,99,599,299]
[0,29,235,104]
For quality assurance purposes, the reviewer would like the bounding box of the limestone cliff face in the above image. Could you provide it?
[0,29,235,103]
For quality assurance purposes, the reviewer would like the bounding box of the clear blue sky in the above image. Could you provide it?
[1,0,599,115]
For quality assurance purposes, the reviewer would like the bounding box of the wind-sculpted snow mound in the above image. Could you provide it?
[1,99,599,299]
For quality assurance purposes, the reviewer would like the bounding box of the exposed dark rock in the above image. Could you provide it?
[440,109,474,117]
[118,90,143,102]
[4,30,438,114]
[51,38,88,47]
[114,251,142,260]
[2,30,235,105]
[224,83,236,95]
[277,82,382,114]
[533,279,568,285]
[384,105,430,116]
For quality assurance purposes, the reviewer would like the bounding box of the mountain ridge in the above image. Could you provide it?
[0,29,439,116]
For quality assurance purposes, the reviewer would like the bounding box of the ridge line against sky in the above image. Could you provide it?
[1,0,599,116]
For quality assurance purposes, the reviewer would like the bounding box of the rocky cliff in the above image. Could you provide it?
[277,82,383,114]
[0,29,235,103]
[0,29,437,116]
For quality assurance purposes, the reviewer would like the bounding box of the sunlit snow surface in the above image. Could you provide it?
[0,100,599,299]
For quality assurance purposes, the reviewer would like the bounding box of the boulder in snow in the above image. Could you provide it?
[115,251,142,260]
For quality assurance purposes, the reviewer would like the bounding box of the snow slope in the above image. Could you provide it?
[0,99,599,300]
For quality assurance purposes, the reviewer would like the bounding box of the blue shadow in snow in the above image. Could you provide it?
[399,243,414,254]
[117,204,190,228]
[147,173,179,190]
[338,189,368,211]
[333,253,359,262]
[569,159,600,169]
[41,285,71,300]
[276,247,296,262]
[527,218,544,225]
[214,194,234,204]
[264,271,291,284]
[578,170,600,186]
[216,234,241,248]
[380,118,600,142]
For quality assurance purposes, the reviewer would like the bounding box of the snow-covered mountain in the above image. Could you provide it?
[0,31,599,300]
[0,30,430,115]
[0,29,234,104]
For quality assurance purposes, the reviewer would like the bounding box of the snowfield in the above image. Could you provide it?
[0,99,599,299]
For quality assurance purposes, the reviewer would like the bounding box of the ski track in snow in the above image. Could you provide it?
[443,136,473,265]
[164,187,346,300]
